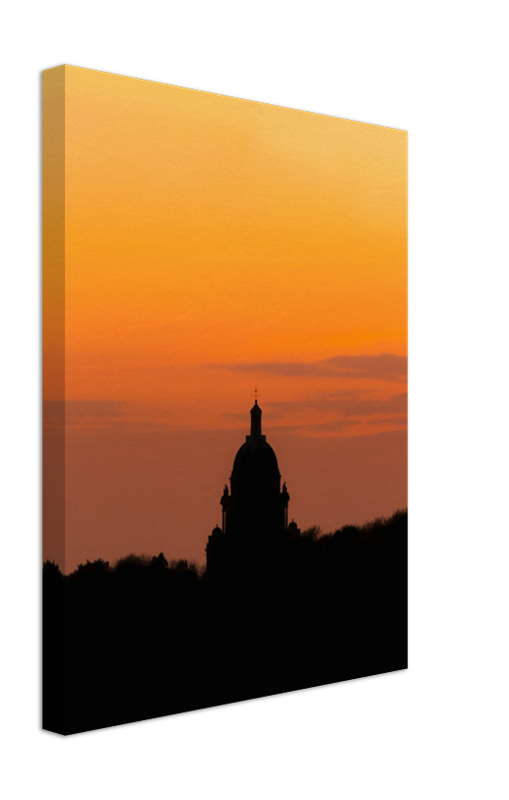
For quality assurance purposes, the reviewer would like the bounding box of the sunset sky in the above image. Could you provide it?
[43,66,407,572]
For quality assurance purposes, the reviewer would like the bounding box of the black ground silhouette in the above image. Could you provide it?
[43,510,407,735]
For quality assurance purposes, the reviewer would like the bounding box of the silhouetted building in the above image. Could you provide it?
[206,400,293,577]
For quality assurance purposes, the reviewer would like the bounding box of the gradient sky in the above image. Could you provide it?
[43,66,407,572]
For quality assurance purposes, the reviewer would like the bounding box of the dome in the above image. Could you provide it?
[210,399,289,545]
[229,399,281,497]
[231,435,281,497]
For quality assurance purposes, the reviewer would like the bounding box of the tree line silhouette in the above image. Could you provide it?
[43,510,407,735]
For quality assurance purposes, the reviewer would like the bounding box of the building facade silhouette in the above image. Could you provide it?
[206,400,298,577]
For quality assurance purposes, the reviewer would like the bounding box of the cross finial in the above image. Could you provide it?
[251,386,261,404]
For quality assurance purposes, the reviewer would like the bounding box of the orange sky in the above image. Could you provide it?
[43,66,407,572]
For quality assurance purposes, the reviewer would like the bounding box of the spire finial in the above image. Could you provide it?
[251,386,261,404]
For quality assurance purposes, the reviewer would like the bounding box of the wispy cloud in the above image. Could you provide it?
[63,401,128,423]
[268,391,407,419]
[269,414,406,436]
[207,353,407,382]
[49,401,186,433]
[43,400,130,431]
[299,419,361,434]
[364,414,408,426]
[222,389,407,438]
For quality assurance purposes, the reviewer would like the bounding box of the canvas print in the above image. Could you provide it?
[43,66,407,734]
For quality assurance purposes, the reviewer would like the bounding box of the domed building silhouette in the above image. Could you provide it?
[206,399,296,577]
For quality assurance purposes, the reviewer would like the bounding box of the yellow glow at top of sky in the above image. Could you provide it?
[61,67,406,392]
[65,71,406,244]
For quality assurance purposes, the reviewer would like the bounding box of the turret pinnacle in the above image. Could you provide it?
[250,399,262,436]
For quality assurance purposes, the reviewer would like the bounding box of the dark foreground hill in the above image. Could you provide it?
[43,510,407,735]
